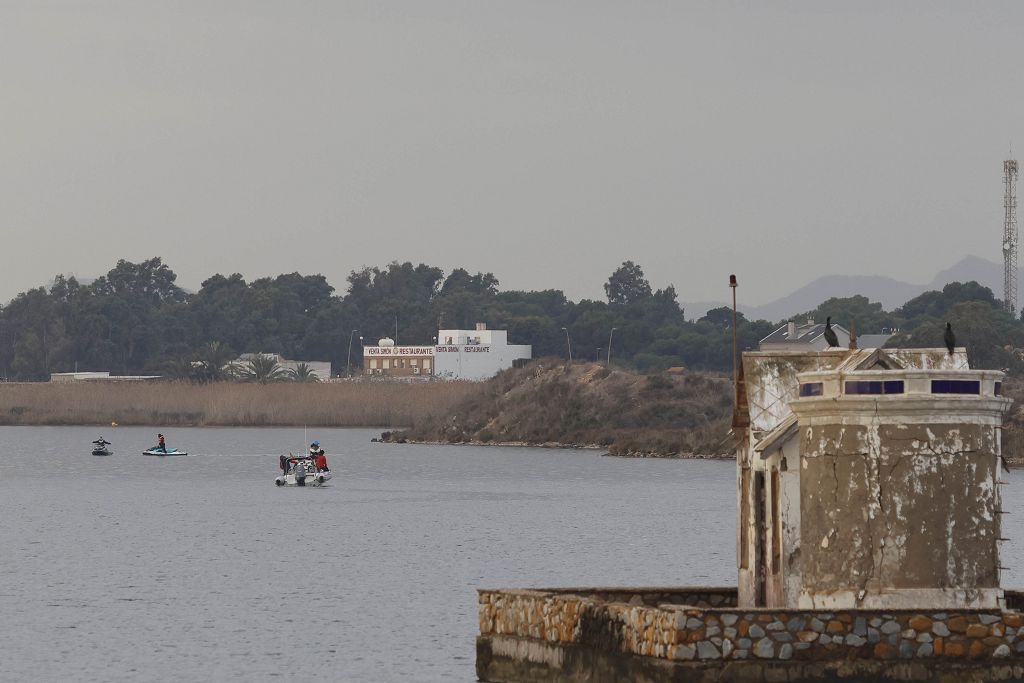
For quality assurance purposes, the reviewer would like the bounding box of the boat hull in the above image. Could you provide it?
[274,471,332,487]
[142,448,188,456]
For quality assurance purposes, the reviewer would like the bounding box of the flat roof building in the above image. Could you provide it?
[363,323,531,381]
[760,319,894,352]
[230,353,331,380]
[49,372,161,382]
[434,323,531,381]
[364,339,434,378]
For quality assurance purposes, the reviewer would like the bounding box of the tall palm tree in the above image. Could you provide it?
[162,354,202,382]
[238,354,288,384]
[197,341,235,382]
[288,362,321,383]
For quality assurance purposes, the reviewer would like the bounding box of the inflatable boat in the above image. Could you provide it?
[275,457,331,486]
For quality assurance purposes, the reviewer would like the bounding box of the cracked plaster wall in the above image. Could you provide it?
[799,421,1000,609]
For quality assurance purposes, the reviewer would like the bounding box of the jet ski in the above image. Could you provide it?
[142,447,189,456]
[92,438,112,456]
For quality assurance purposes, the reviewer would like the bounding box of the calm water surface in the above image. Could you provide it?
[1,426,1021,682]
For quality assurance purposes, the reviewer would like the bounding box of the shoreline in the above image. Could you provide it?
[376,435,731,459]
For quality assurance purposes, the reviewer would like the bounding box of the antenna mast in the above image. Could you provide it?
[1004,158,1018,316]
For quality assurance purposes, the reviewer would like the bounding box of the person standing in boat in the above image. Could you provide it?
[314,449,329,473]
[157,433,167,453]
[308,441,329,473]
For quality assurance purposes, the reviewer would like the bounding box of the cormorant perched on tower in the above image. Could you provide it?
[944,322,956,356]
[823,316,840,348]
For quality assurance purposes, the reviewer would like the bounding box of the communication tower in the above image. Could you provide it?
[1004,159,1018,316]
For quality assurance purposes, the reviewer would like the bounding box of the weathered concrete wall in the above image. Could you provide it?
[798,421,1001,609]
[478,587,1024,682]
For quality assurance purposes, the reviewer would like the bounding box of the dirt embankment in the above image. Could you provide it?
[383,361,735,458]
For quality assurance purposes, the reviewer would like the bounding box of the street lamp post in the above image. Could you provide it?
[606,327,616,365]
[560,327,573,363]
[346,328,359,376]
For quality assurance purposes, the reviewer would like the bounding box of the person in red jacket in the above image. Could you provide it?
[313,449,329,473]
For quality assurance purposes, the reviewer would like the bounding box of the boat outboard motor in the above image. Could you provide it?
[295,462,307,487]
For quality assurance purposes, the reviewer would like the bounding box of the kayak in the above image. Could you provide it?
[142,447,189,456]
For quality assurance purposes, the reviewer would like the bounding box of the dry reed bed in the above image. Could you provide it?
[0,381,482,427]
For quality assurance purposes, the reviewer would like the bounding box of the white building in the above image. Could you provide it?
[760,319,851,351]
[363,339,434,377]
[362,323,532,381]
[231,353,332,380]
[434,323,531,381]
[49,372,161,383]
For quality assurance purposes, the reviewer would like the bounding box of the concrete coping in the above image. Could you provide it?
[479,587,1024,615]
[478,586,738,595]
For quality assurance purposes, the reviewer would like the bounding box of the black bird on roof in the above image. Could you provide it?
[823,316,840,348]
[944,322,956,356]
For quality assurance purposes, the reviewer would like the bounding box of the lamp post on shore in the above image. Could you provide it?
[346,329,359,376]
[561,327,573,364]
[607,327,616,365]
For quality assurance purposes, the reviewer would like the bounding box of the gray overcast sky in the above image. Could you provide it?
[1,2,1022,306]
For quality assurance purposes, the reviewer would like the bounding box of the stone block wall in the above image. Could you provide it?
[479,588,1024,665]
[665,607,1023,662]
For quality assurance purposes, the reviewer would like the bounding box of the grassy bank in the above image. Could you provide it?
[0,381,478,427]
[382,360,734,457]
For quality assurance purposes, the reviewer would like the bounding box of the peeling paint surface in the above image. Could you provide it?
[738,348,1006,611]
[798,421,1000,608]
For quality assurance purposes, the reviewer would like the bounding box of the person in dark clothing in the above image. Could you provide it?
[157,433,167,453]
[314,451,329,473]
[279,454,289,475]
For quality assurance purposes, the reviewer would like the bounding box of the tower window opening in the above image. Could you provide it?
[931,380,981,395]
[844,380,904,395]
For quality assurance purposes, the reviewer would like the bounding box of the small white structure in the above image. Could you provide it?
[759,319,854,351]
[232,353,331,380]
[434,323,531,381]
[50,372,161,383]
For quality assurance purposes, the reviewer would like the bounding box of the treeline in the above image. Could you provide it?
[1,256,1023,381]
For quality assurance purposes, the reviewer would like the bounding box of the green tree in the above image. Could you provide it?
[700,306,743,327]
[196,341,235,382]
[288,362,321,383]
[236,355,288,384]
[604,261,652,305]
[802,295,893,333]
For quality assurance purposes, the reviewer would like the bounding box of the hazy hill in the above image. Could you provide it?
[382,360,734,457]
[686,255,1017,322]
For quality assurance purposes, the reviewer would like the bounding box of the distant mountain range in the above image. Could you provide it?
[685,255,1016,322]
